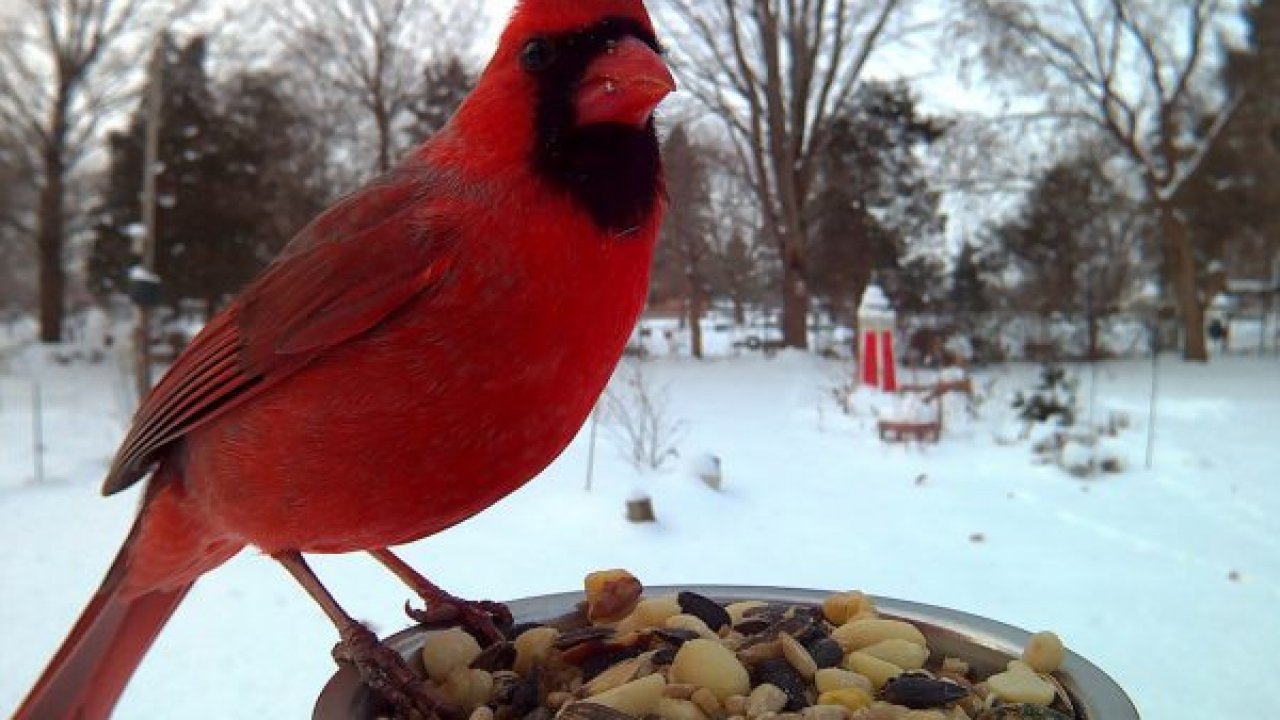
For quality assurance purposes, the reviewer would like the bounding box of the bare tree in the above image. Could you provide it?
[0,0,192,341]
[660,0,908,349]
[707,189,770,327]
[270,0,480,185]
[960,0,1244,361]
[657,124,715,358]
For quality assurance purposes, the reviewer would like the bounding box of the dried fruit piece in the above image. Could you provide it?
[753,657,809,711]
[470,640,516,671]
[492,669,540,715]
[805,638,844,670]
[585,569,644,623]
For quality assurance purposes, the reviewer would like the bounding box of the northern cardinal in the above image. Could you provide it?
[15,1,674,717]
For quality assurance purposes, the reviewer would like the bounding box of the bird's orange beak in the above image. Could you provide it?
[574,36,676,128]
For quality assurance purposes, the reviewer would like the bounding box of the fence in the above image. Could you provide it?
[896,309,1279,366]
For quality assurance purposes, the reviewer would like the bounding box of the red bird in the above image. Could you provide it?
[15,1,674,717]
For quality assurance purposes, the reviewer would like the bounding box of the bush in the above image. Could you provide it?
[1011,364,1077,426]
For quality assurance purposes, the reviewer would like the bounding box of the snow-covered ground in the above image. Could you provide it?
[1,343,1277,719]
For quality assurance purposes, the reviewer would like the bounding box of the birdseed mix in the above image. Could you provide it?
[404,570,1081,720]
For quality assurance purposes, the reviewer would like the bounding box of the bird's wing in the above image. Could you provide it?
[103,163,460,495]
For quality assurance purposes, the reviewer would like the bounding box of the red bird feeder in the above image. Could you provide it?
[858,284,897,392]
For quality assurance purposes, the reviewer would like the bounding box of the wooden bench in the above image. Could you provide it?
[876,375,972,444]
[877,420,941,442]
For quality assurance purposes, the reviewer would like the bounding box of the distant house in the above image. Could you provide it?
[1208,273,1279,352]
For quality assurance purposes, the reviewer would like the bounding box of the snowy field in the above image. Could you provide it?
[1,342,1277,719]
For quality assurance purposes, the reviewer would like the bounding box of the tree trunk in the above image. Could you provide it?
[1160,204,1208,362]
[781,255,809,349]
[374,103,392,173]
[37,136,67,344]
[1086,311,1099,361]
[687,290,704,360]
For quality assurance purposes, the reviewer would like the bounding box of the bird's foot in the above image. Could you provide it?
[406,596,514,645]
[333,621,461,720]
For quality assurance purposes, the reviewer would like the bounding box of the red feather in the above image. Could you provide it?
[104,164,458,496]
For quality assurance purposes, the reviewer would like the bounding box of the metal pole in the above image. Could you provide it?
[32,381,44,484]
[584,404,601,492]
[1145,318,1160,470]
[135,38,165,399]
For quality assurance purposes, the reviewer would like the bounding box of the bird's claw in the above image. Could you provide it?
[333,622,461,720]
[405,597,513,644]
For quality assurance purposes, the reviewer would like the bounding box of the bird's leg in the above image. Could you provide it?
[369,547,513,644]
[273,551,460,720]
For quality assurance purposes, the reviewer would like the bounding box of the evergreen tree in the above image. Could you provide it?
[810,81,947,323]
[950,241,992,313]
[88,35,223,309]
[1181,0,1280,280]
[86,127,144,299]
[887,255,948,313]
[89,37,328,316]
[216,71,329,276]
[406,55,476,142]
[990,151,1149,357]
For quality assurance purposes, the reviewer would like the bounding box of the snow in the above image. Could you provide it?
[128,265,161,283]
[1,345,1278,719]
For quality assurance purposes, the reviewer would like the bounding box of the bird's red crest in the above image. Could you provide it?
[501,0,657,42]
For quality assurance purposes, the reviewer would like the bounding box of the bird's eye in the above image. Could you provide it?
[520,37,556,72]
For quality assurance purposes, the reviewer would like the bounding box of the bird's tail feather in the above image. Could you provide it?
[11,528,193,720]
